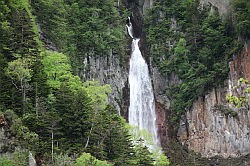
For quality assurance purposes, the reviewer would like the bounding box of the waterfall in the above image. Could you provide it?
[126,17,160,148]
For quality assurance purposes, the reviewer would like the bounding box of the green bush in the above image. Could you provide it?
[75,153,112,166]
[0,157,13,166]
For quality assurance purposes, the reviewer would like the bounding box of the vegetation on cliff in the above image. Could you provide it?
[145,0,248,124]
[1,0,248,165]
[0,0,169,165]
[31,0,128,71]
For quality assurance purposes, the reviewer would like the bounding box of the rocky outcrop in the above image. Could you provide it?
[123,0,153,15]
[229,46,250,85]
[177,44,250,158]
[142,0,153,14]
[80,51,129,115]
[200,0,231,16]
[178,88,250,158]
[79,1,155,117]
[152,67,181,145]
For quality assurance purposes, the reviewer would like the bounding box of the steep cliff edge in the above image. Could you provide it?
[177,44,250,158]
[77,0,250,159]
[173,0,249,156]
[81,0,155,116]
[146,0,250,159]
[79,52,129,116]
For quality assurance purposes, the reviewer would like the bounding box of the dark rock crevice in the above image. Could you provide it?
[123,0,150,65]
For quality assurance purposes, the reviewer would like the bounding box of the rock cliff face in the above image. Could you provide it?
[80,0,250,158]
[177,44,250,158]
[148,0,250,158]
[79,52,129,116]
[200,0,231,16]
[152,68,180,144]
[79,0,155,116]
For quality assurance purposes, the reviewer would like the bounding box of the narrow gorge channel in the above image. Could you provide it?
[126,17,160,149]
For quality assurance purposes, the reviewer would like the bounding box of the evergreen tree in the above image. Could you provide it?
[55,83,93,154]
[103,106,135,165]
[134,140,154,166]
[232,0,250,39]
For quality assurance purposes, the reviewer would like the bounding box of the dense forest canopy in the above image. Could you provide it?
[0,0,168,165]
[145,0,249,124]
[0,0,249,165]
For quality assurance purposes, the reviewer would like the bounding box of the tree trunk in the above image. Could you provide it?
[35,82,38,117]
[21,79,26,113]
[84,124,93,149]
[51,130,54,163]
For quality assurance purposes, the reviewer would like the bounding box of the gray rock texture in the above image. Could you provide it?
[79,52,129,115]
[178,88,250,158]
[200,0,231,16]
[177,44,250,158]
[78,0,250,158]
[142,0,154,14]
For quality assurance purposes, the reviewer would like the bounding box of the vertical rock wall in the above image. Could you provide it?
[79,0,155,118]
[178,88,250,158]
[146,0,250,158]
[79,0,250,159]
[177,44,250,158]
[152,68,181,144]
[80,52,129,116]
[200,0,231,16]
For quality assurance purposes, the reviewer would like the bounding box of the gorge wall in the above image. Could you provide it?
[80,0,155,116]
[79,52,129,116]
[81,0,250,159]
[177,44,250,158]
[147,0,250,158]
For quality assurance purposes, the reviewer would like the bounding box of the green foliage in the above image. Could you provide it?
[145,0,241,124]
[128,125,169,166]
[12,150,29,166]
[133,140,154,166]
[232,0,250,38]
[5,58,32,86]
[31,0,127,70]
[101,106,135,165]
[154,154,170,166]
[42,51,71,89]
[24,47,136,164]
[226,78,250,109]
[129,126,155,147]
[83,105,133,164]
[75,152,113,166]
[217,105,238,117]
[55,83,93,154]
[0,157,13,166]
[0,0,43,115]
[0,149,29,166]
[83,81,111,110]
[5,58,33,113]
[226,95,246,108]
[51,153,74,166]
[0,0,144,165]
[0,1,11,55]
[4,109,38,149]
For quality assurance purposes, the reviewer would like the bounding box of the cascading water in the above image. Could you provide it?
[126,17,160,148]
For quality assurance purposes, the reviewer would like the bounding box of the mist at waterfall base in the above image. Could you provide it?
[126,17,160,150]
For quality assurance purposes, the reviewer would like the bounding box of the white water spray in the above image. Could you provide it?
[126,17,160,148]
